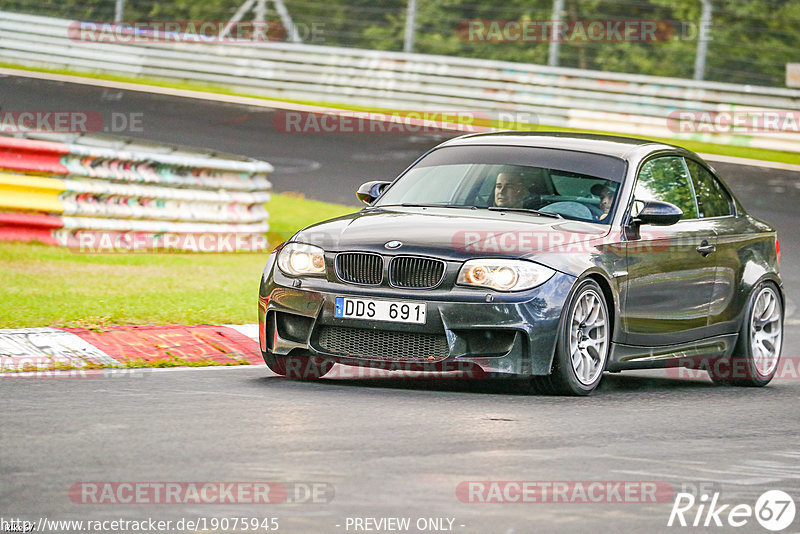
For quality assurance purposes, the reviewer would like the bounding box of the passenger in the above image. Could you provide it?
[591,183,615,221]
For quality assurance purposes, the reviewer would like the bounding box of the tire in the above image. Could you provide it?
[263,350,334,380]
[708,282,783,387]
[534,279,610,396]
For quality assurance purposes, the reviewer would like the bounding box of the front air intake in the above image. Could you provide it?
[317,325,449,362]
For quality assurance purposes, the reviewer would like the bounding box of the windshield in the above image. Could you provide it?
[375,145,626,224]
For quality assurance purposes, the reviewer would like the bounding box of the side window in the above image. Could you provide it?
[685,159,733,218]
[634,156,698,220]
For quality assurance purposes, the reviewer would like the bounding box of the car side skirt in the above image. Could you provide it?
[607,333,738,371]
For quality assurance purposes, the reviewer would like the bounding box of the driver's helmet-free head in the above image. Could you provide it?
[494,167,547,208]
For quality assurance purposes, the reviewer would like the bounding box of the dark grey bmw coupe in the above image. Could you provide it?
[258,132,783,395]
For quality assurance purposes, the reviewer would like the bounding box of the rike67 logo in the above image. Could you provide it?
[668,490,796,531]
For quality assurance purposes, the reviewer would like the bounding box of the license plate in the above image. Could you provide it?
[334,297,426,324]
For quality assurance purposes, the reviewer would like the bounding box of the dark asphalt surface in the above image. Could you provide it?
[2,367,800,533]
[1,74,799,533]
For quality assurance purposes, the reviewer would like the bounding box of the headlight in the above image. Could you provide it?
[457,259,554,291]
[277,243,326,276]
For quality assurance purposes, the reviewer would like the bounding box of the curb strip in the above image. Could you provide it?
[0,324,262,372]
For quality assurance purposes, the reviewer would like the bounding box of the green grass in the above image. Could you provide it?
[265,191,356,240]
[3,62,798,165]
[0,193,356,328]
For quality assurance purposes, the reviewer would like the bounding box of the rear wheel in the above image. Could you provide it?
[709,282,783,387]
[263,350,334,379]
[535,279,610,395]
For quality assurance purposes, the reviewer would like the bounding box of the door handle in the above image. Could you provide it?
[696,240,716,257]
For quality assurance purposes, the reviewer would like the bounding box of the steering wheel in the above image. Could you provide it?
[538,201,594,220]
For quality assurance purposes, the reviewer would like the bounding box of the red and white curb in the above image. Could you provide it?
[0,324,262,372]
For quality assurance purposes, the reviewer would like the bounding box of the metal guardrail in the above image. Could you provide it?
[0,133,273,251]
[1,11,799,153]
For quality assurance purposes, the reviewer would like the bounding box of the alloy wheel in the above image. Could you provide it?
[750,286,783,376]
[569,288,609,385]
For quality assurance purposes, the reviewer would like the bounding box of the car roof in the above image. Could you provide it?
[439,131,692,161]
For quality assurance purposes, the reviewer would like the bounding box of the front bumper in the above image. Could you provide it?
[258,255,575,376]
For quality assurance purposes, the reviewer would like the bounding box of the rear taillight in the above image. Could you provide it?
[776,237,781,264]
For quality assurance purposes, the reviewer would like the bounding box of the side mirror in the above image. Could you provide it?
[632,199,683,226]
[356,181,391,205]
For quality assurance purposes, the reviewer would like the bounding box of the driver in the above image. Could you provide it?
[494,169,547,208]
[494,171,529,208]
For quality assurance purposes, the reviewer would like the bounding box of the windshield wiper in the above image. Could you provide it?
[487,206,563,219]
[380,203,477,209]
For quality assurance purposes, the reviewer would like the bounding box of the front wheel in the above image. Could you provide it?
[709,282,783,387]
[535,279,610,396]
[263,350,334,380]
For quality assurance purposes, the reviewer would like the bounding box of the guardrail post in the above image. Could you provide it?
[254,0,267,24]
[404,0,417,53]
[114,0,125,22]
[548,0,565,67]
[694,0,712,81]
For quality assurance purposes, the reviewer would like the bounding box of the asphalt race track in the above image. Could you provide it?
[1,74,799,533]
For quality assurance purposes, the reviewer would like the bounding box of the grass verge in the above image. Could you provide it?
[3,62,798,165]
[0,193,356,328]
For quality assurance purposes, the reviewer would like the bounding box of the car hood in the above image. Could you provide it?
[293,206,610,261]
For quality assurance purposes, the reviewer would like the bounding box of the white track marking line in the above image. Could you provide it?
[144,364,264,373]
